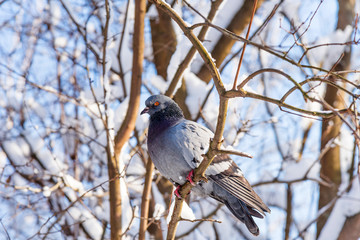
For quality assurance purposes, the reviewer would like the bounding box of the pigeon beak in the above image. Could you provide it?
[140,107,149,115]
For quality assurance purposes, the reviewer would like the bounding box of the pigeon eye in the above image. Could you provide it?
[154,101,159,107]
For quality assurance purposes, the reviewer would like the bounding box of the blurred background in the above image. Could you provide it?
[0,0,359,239]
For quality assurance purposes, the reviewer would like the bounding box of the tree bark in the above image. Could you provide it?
[317,0,355,236]
[146,191,164,239]
[150,6,177,80]
[139,158,155,240]
[109,0,146,239]
[338,213,360,240]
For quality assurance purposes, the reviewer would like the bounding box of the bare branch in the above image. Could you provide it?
[285,183,292,240]
[224,89,345,118]
[139,159,155,240]
[165,0,224,97]
[232,0,258,90]
[215,149,253,159]
[175,204,223,239]
[179,218,222,224]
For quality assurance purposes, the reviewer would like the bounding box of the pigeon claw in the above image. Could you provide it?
[186,170,196,186]
[174,185,182,198]
[174,185,190,199]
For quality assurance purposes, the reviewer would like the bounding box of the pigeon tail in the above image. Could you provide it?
[224,194,261,236]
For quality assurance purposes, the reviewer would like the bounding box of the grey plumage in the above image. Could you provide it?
[141,95,270,236]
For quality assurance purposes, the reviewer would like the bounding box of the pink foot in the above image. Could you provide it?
[186,170,196,186]
[174,185,182,198]
[174,185,191,199]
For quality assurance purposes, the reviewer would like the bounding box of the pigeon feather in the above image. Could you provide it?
[141,95,270,236]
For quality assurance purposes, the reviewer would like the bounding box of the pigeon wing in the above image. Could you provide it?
[208,154,271,215]
[166,120,213,169]
[168,120,270,215]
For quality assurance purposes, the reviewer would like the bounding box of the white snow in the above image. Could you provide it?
[27,97,47,119]
[167,38,193,83]
[0,150,6,169]
[50,2,61,26]
[81,210,103,240]
[23,129,65,175]
[54,37,67,48]
[282,0,301,26]
[308,26,353,69]
[282,156,320,181]
[150,75,167,93]
[42,186,51,197]
[66,204,103,240]
[153,203,165,220]
[147,4,158,19]
[184,71,211,119]
[63,174,85,194]
[319,179,360,240]
[339,127,356,185]
[6,89,23,111]
[2,139,33,175]
[167,199,196,224]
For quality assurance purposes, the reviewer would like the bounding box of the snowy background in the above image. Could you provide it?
[0,0,359,239]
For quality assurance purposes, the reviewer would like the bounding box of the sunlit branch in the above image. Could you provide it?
[165,0,223,97]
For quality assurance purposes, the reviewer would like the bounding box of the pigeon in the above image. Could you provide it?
[141,95,270,236]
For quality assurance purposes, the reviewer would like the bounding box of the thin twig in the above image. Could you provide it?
[179,218,222,223]
[116,0,131,99]
[175,204,223,239]
[165,0,224,97]
[139,159,155,240]
[224,89,350,118]
[28,175,119,240]
[0,218,11,240]
[219,0,285,73]
[252,177,332,188]
[190,21,355,83]
[285,183,292,240]
[232,0,258,90]
[215,149,253,159]
[238,68,310,101]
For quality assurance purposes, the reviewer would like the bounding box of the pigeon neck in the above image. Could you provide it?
[149,116,180,134]
[148,105,184,139]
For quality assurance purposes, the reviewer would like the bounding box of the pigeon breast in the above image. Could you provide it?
[148,119,212,185]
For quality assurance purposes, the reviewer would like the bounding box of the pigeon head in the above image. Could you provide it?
[141,95,184,123]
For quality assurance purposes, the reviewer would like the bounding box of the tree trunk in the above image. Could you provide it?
[150,6,177,80]
[338,213,360,240]
[110,0,146,239]
[317,0,355,236]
